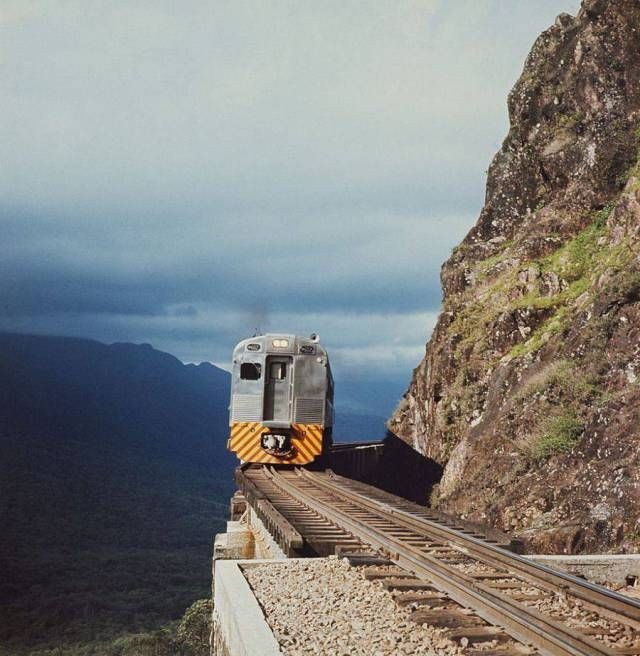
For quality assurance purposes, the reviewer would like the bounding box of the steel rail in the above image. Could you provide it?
[308,469,640,631]
[266,466,623,656]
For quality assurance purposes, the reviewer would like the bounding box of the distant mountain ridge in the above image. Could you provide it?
[0,332,235,652]
[0,332,232,462]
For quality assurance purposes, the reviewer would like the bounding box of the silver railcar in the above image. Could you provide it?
[227,333,333,464]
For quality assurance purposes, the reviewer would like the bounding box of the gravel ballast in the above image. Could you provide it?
[243,557,464,656]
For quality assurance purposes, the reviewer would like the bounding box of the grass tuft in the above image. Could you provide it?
[533,412,584,459]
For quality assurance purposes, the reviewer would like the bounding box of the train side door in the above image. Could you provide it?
[263,357,292,421]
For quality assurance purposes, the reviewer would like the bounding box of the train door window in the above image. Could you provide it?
[240,362,261,380]
[270,362,286,380]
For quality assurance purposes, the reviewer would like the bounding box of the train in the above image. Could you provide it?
[227,333,334,465]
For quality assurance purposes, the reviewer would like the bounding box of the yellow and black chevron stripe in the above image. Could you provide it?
[228,421,324,465]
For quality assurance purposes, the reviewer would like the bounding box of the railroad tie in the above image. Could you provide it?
[336,549,391,566]
[393,591,448,605]
[394,591,450,609]
[483,580,524,589]
[362,566,412,580]
[409,609,484,629]
[446,626,511,645]
[507,590,545,602]
[575,626,611,636]
[381,577,438,591]
[468,572,512,580]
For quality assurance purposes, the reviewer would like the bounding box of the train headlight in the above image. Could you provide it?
[272,339,289,348]
[261,432,292,456]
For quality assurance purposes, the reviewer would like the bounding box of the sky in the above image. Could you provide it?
[1,0,580,415]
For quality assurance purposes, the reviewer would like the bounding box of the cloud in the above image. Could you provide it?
[1,207,471,318]
[0,0,581,411]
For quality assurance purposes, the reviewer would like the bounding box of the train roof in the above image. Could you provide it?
[233,333,328,357]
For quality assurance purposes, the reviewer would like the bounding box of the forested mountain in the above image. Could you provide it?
[0,333,235,653]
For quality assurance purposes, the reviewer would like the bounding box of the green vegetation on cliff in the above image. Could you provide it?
[9,599,212,656]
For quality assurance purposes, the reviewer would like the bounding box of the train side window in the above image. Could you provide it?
[240,363,261,380]
[270,362,286,380]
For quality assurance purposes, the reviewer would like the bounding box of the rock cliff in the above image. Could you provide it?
[390,0,640,554]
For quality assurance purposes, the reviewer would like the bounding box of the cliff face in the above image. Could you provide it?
[390,0,640,554]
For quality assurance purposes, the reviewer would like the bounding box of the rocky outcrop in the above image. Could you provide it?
[390,0,640,554]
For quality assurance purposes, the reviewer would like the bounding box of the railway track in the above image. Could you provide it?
[237,465,640,656]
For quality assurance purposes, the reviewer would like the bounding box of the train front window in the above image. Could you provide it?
[240,362,261,380]
[270,362,286,380]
